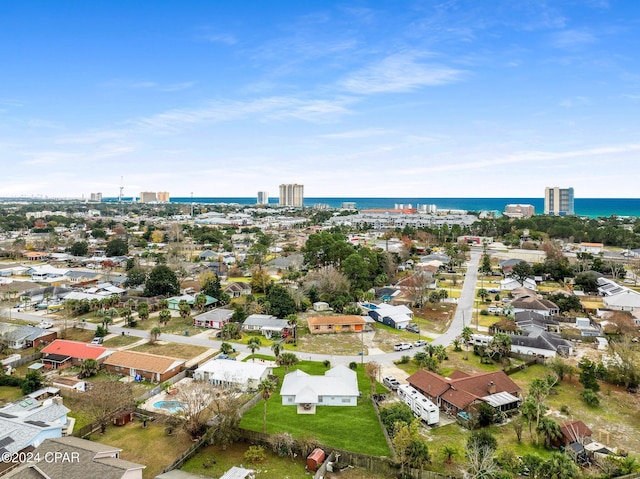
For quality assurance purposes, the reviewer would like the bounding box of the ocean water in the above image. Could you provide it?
[106,197,640,218]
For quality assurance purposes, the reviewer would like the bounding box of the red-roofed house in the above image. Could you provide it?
[41,340,111,370]
[407,369,521,416]
[559,420,592,446]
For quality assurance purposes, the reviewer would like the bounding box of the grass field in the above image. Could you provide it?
[0,385,24,404]
[182,443,310,479]
[88,421,193,479]
[240,361,390,457]
[59,327,96,342]
[103,334,142,348]
[131,341,210,360]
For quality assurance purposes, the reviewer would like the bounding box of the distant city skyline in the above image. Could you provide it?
[2,1,640,199]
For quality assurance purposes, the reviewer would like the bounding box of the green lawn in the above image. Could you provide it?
[182,443,310,479]
[103,334,142,347]
[240,361,390,456]
[87,422,193,479]
[131,342,210,360]
[0,385,24,403]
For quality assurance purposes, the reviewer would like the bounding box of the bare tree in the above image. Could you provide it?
[176,380,215,438]
[365,362,381,396]
[303,265,351,299]
[84,381,134,433]
[403,271,433,308]
[462,444,499,479]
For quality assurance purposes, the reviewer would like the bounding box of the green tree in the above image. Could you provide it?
[271,342,283,358]
[220,342,233,355]
[21,370,43,394]
[264,284,297,317]
[578,357,601,392]
[158,308,172,326]
[477,288,490,302]
[276,352,299,372]
[144,265,180,297]
[201,273,223,300]
[480,253,492,275]
[178,300,191,319]
[380,402,414,434]
[124,267,147,288]
[70,241,89,256]
[537,416,562,449]
[461,326,473,360]
[79,358,99,379]
[194,293,207,312]
[258,378,276,434]
[510,261,533,285]
[247,337,262,360]
[540,452,580,479]
[137,302,149,321]
[105,237,129,256]
[149,326,162,344]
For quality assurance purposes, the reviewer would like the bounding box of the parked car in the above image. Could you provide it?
[414,339,427,347]
[405,323,420,334]
[37,322,54,329]
[383,376,401,391]
[215,354,236,360]
[394,343,413,351]
[91,337,104,345]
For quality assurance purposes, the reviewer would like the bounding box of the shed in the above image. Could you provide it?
[306,448,326,472]
[113,411,134,426]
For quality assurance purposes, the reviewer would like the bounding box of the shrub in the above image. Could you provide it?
[560,405,570,415]
[244,445,266,464]
[323,360,331,368]
[480,309,489,316]
[581,389,600,407]
[349,361,358,370]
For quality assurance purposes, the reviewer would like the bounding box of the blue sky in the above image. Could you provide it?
[1,0,640,199]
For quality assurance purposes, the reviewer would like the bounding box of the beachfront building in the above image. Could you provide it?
[279,184,304,207]
[544,187,574,216]
[257,191,269,205]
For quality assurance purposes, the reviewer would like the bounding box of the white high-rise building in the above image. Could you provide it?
[544,187,574,216]
[257,191,269,205]
[279,184,304,207]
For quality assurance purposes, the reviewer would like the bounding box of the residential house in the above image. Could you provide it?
[2,325,56,350]
[193,308,234,329]
[364,303,413,330]
[510,295,559,317]
[264,253,303,274]
[509,331,573,358]
[41,340,111,370]
[167,294,217,311]
[280,365,359,414]
[194,359,271,391]
[5,436,145,479]
[62,270,103,285]
[407,370,521,417]
[603,289,640,312]
[103,351,185,383]
[560,420,593,446]
[198,249,219,261]
[223,281,252,298]
[500,277,537,291]
[514,311,561,334]
[0,396,70,467]
[312,301,330,312]
[242,314,289,338]
[306,315,367,334]
[499,258,527,275]
[578,242,604,254]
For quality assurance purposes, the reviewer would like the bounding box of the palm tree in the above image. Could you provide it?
[158,298,169,310]
[257,378,276,434]
[247,337,262,360]
[137,302,150,321]
[434,345,447,363]
[285,314,298,345]
[149,326,162,344]
[79,358,98,378]
[220,342,233,355]
[441,445,458,465]
[271,342,283,358]
[220,322,239,340]
[276,352,299,372]
[102,316,112,334]
[537,417,562,449]
[477,288,489,302]
[461,326,473,360]
[194,293,207,312]
[158,309,172,326]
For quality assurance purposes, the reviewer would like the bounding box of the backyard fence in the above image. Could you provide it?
[3,352,42,368]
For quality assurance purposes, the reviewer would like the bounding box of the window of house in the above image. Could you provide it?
[342,398,350,403]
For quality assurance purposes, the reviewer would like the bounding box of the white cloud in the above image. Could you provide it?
[549,29,596,50]
[340,52,464,94]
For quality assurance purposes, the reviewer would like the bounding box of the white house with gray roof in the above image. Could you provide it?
[280,365,359,414]
[242,314,289,338]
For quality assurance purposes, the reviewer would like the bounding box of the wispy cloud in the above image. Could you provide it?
[101,79,195,92]
[318,128,390,139]
[200,33,237,45]
[340,51,464,94]
[559,96,591,108]
[549,29,597,50]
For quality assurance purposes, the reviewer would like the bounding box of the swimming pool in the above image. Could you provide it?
[153,400,186,414]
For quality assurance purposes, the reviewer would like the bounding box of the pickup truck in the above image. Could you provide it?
[383,376,401,391]
[394,343,413,351]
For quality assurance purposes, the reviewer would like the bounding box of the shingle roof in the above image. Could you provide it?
[104,350,185,374]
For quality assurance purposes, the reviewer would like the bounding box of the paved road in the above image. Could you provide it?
[1,252,481,367]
